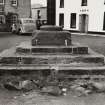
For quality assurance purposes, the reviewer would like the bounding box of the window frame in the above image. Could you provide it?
[0,0,4,5]
[11,15,17,24]
[59,0,64,8]
[59,13,64,27]
[81,0,87,6]
[70,13,76,28]
[11,0,17,7]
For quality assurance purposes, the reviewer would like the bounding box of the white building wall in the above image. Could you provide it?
[56,0,105,33]
[32,7,47,20]
[87,0,104,32]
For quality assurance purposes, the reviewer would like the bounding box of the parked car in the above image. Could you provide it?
[11,18,36,34]
[36,19,47,30]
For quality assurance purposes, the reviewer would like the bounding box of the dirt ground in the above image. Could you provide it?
[0,33,31,52]
[1,88,105,105]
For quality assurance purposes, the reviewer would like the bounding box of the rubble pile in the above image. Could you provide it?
[1,73,105,97]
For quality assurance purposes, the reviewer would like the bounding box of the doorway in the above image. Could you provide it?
[79,14,88,33]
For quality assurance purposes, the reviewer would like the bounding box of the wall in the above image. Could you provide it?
[5,0,31,18]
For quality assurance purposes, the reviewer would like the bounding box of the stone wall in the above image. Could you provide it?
[5,0,31,18]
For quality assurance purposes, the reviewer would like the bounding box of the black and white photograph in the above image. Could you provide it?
[0,0,105,105]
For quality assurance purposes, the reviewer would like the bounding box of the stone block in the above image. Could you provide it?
[73,48,78,54]
[32,30,71,46]
[0,57,20,65]
[16,46,88,54]
[31,48,73,53]
[16,48,31,54]
[82,57,105,64]
[40,25,63,31]
[72,47,88,54]
[78,47,88,54]
[22,58,36,64]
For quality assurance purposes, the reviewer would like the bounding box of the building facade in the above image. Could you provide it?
[56,0,105,33]
[32,6,47,21]
[0,0,31,31]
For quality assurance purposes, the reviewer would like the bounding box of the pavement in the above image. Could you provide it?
[1,31,105,37]
[71,32,105,37]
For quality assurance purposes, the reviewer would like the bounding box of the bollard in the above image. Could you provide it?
[65,39,68,46]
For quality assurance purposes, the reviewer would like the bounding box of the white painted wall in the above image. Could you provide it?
[56,0,105,33]
[32,7,47,20]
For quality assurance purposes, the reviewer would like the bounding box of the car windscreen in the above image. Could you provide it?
[23,20,35,24]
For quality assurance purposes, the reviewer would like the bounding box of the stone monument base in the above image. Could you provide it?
[0,41,104,73]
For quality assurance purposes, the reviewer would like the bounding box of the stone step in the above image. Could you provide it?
[16,46,88,54]
[0,46,104,65]
[0,64,105,71]
[16,41,89,54]
[0,55,104,65]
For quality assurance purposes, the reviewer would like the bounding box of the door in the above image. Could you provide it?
[79,14,88,33]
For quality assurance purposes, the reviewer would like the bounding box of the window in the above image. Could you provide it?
[11,15,17,24]
[70,13,76,28]
[0,6,4,12]
[60,0,64,8]
[81,0,87,6]
[103,12,105,30]
[0,0,4,5]
[0,15,5,24]
[11,0,17,7]
[37,10,41,19]
[59,13,64,27]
